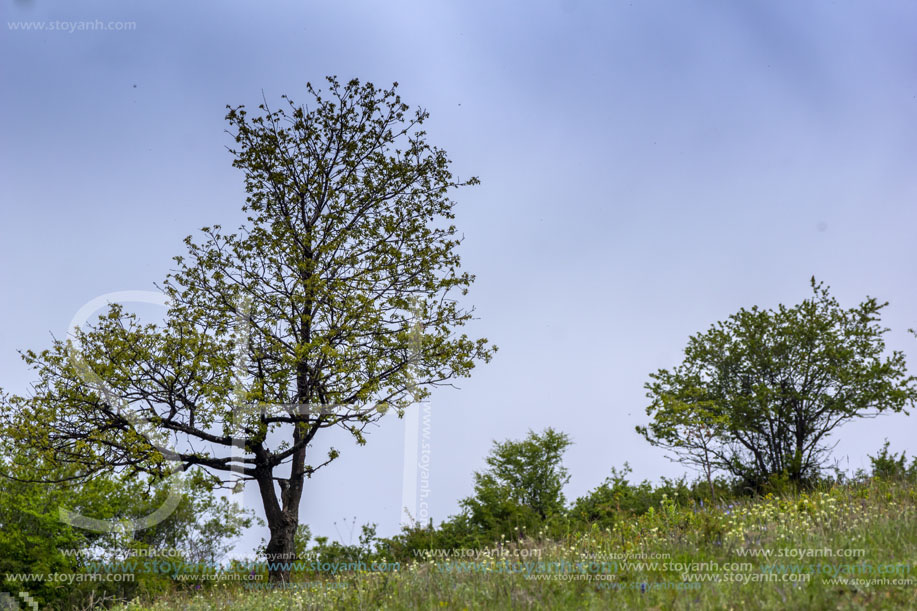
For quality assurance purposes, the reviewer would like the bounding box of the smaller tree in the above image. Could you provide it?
[638,278,917,489]
[460,428,571,538]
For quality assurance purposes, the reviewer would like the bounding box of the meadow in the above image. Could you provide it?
[112,475,917,610]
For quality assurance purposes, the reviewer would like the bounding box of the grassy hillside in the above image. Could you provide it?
[114,477,917,610]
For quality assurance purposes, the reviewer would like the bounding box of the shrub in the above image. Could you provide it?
[869,441,917,482]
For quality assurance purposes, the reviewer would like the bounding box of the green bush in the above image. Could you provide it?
[869,440,917,481]
[459,428,571,541]
[0,443,256,609]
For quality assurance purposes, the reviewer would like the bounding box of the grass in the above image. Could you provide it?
[113,478,917,610]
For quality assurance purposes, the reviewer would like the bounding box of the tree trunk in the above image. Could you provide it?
[264,513,298,583]
[256,469,303,583]
[703,445,715,504]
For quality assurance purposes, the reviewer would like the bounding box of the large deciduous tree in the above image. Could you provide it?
[637,278,917,489]
[0,77,494,582]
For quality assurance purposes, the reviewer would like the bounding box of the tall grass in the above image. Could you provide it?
[114,477,917,610]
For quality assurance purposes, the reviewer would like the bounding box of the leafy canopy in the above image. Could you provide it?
[0,77,493,488]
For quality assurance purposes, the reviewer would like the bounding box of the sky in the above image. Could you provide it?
[2,0,917,556]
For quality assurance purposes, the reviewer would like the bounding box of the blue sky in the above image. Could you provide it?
[3,0,917,555]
